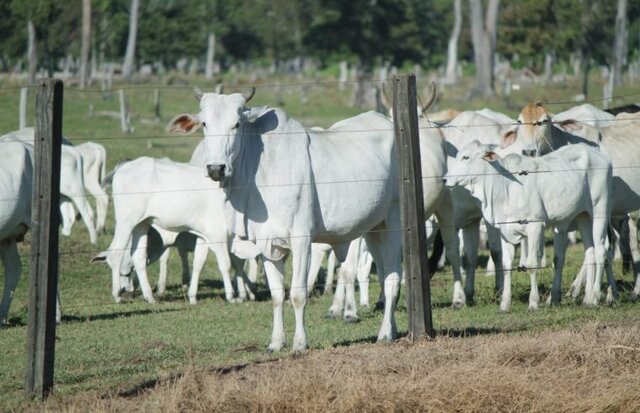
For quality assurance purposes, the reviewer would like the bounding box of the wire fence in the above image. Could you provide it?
[2,78,639,313]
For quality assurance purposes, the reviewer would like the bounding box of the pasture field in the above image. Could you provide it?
[1,73,640,411]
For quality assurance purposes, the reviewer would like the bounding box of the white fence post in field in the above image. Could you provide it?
[118,89,133,133]
[392,74,434,341]
[25,78,63,400]
[19,87,28,128]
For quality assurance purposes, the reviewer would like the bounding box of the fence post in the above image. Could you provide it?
[20,87,28,128]
[25,78,63,400]
[392,74,434,340]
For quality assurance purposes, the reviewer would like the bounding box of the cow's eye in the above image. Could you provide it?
[517,119,522,124]
[233,122,240,129]
[462,155,470,160]
[201,122,207,128]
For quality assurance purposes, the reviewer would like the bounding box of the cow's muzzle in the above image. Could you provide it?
[206,164,226,181]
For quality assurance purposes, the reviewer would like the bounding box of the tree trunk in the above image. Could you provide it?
[444,0,462,84]
[80,0,92,89]
[469,0,499,97]
[613,0,628,87]
[27,20,37,85]
[122,0,140,80]
[205,32,216,79]
[544,51,554,83]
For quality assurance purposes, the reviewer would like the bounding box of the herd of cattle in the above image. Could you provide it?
[1,84,640,353]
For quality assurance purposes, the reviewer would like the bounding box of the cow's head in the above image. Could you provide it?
[445,140,499,189]
[501,101,553,157]
[166,87,256,185]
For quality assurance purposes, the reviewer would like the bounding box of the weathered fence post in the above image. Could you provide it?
[25,78,63,400]
[392,74,434,340]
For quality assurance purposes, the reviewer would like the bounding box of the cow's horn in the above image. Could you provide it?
[194,87,204,101]
[421,81,437,115]
[244,87,256,103]
[380,82,392,112]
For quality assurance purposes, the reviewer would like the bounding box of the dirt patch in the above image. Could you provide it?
[35,321,640,412]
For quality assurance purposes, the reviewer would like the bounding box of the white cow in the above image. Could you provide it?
[1,128,98,244]
[167,88,404,353]
[0,140,33,324]
[61,142,109,234]
[446,141,613,310]
[92,157,258,305]
[501,103,640,297]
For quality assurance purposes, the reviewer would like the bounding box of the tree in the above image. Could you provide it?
[80,0,91,88]
[444,0,462,84]
[613,0,628,86]
[469,0,500,97]
[122,0,139,79]
[27,19,37,84]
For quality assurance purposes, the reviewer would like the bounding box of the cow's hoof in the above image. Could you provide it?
[325,310,341,320]
[452,301,465,310]
[344,315,359,324]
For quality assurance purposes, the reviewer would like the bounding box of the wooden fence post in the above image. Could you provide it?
[392,74,434,340]
[25,78,63,400]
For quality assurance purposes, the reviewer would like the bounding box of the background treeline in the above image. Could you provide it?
[0,0,639,83]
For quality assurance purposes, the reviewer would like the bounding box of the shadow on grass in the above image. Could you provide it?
[61,307,183,324]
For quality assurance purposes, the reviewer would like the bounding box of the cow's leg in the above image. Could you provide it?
[460,223,479,307]
[550,228,570,305]
[177,246,191,290]
[323,250,337,295]
[568,262,587,299]
[592,213,612,306]
[68,194,98,245]
[357,247,373,309]
[188,239,209,305]
[629,216,640,283]
[156,247,170,296]
[499,241,515,312]
[59,200,75,236]
[210,240,236,303]
[326,268,346,318]
[486,225,504,292]
[366,224,402,343]
[435,201,464,308]
[232,255,255,302]
[526,224,544,311]
[341,244,359,323]
[0,241,21,324]
[90,182,109,235]
[573,218,597,306]
[306,245,326,295]
[263,258,286,352]
[290,237,311,353]
[130,225,155,303]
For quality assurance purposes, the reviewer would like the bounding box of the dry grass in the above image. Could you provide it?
[29,320,640,413]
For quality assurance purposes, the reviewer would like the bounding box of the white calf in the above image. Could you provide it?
[92,157,256,304]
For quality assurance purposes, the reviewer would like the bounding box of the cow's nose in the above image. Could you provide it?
[206,164,226,181]
[521,149,537,157]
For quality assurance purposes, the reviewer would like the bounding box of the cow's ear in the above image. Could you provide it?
[557,119,582,132]
[243,105,268,123]
[482,151,499,161]
[165,114,202,135]
[500,129,516,149]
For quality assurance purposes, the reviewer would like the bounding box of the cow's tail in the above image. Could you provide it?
[101,158,132,188]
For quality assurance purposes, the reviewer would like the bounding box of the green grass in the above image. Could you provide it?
[1,72,640,408]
